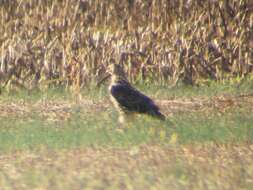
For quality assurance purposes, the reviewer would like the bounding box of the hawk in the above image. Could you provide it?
[108,62,165,124]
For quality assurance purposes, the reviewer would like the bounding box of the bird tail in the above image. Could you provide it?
[151,111,166,121]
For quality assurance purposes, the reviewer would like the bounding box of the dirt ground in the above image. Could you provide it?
[0,93,252,121]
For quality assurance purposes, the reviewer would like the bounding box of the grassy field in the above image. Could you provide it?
[0,82,253,189]
[0,0,252,189]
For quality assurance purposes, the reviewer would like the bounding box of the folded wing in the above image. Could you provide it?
[110,82,165,120]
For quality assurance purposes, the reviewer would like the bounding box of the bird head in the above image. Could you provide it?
[96,59,127,87]
[108,59,127,80]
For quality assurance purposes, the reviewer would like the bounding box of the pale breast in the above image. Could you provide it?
[109,84,122,111]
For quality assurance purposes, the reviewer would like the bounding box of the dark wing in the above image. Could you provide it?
[110,82,165,120]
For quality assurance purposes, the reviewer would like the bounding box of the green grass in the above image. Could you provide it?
[0,106,252,152]
[0,80,252,152]
[1,77,253,103]
[0,81,253,189]
[138,77,253,99]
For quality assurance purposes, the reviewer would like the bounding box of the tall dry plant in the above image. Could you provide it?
[0,0,252,91]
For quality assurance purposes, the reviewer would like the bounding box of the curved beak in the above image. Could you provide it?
[96,72,111,88]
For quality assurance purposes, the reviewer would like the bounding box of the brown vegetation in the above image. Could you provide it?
[1,144,253,189]
[0,0,252,90]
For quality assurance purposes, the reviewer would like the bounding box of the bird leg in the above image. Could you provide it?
[118,111,136,127]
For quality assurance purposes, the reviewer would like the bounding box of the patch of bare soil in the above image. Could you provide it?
[0,93,253,121]
[158,93,253,116]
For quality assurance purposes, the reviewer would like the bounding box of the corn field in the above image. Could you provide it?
[0,0,252,91]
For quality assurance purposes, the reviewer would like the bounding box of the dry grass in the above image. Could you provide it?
[0,144,252,189]
[0,0,252,91]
